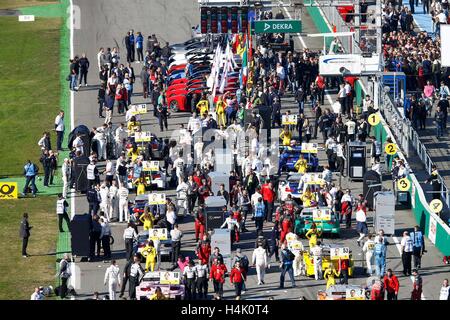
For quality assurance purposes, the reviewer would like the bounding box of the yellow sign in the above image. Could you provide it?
[148,228,168,241]
[346,288,366,300]
[0,182,18,199]
[148,193,166,205]
[143,161,160,172]
[131,104,148,115]
[313,208,331,221]
[290,240,303,250]
[429,199,443,214]
[159,271,180,285]
[282,114,298,125]
[135,131,152,142]
[330,247,350,260]
[397,178,411,192]
[301,142,318,154]
[367,113,381,126]
[385,143,397,155]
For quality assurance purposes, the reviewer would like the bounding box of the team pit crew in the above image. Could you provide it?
[220,213,240,243]
[194,259,209,300]
[118,184,129,222]
[287,234,305,277]
[310,240,323,280]
[194,208,206,242]
[196,234,211,265]
[280,214,293,244]
[183,260,197,300]
[362,234,375,275]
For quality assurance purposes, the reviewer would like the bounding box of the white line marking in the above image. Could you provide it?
[68,0,78,295]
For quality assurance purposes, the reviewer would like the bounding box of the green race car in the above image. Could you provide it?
[294,207,340,237]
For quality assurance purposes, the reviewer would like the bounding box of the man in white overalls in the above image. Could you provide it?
[362,233,375,276]
[108,180,119,221]
[99,184,110,219]
[103,260,121,300]
[118,185,129,223]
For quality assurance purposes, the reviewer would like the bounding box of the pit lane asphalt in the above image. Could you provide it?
[70,0,448,300]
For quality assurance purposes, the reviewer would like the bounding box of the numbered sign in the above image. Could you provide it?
[429,199,443,214]
[290,240,303,250]
[131,104,148,115]
[301,142,318,154]
[148,228,168,241]
[397,178,411,191]
[159,271,180,285]
[135,131,152,142]
[385,143,397,155]
[148,193,166,205]
[143,161,160,172]
[331,247,350,260]
[282,114,298,125]
[313,208,331,221]
[346,288,366,300]
[367,113,381,126]
[285,233,297,243]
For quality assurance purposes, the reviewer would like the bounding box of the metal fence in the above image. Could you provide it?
[380,90,450,208]
[379,92,411,158]
[409,122,450,208]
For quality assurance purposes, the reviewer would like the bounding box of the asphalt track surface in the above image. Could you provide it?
[70,0,448,300]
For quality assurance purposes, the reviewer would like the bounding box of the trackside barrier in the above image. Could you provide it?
[312,4,450,256]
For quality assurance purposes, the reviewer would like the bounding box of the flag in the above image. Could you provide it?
[207,43,222,90]
[240,38,248,87]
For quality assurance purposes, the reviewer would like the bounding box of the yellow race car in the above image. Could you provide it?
[303,244,354,277]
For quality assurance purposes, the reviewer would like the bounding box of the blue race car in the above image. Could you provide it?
[279,147,319,173]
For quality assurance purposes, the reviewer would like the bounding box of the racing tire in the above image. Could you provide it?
[169,100,179,113]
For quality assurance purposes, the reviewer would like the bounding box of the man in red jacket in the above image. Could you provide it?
[194,209,206,242]
[209,258,227,300]
[196,234,211,265]
[230,261,246,300]
[383,269,399,300]
[280,215,292,244]
[261,180,276,222]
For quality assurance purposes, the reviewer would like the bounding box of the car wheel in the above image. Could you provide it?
[169,100,179,113]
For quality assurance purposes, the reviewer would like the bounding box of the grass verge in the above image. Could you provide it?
[0,14,62,299]
[0,0,56,10]
[0,17,61,177]
[0,197,57,299]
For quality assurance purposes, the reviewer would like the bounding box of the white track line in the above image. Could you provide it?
[392,236,426,300]
[68,0,79,293]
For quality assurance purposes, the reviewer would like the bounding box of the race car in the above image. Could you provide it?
[136,230,173,262]
[170,36,206,51]
[279,147,319,173]
[127,169,167,190]
[131,194,149,220]
[294,207,340,237]
[303,244,354,278]
[278,173,303,202]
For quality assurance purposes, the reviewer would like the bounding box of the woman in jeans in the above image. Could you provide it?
[238,189,251,232]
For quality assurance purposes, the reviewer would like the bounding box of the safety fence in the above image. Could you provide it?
[311,2,450,256]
